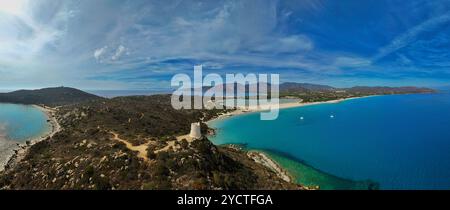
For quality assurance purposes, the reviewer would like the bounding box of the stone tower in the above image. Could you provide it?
[189,122,202,139]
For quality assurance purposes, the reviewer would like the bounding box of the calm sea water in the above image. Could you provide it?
[0,104,50,142]
[209,92,450,189]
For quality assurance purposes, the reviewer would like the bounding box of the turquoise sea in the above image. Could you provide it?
[0,104,50,142]
[0,103,51,169]
[209,92,450,189]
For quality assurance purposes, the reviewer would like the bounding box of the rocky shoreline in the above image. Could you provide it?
[0,140,20,172]
[247,151,293,183]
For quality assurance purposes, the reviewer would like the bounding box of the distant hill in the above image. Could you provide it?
[344,86,436,95]
[190,82,434,97]
[279,83,435,102]
[186,82,334,96]
[280,82,335,92]
[0,87,103,106]
[208,82,335,93]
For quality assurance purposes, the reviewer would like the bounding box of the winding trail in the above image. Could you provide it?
[154,134,196,153]
[109,132,150,161]
[109,131,199,160]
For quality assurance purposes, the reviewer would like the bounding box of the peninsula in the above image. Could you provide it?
[0,84,434,190]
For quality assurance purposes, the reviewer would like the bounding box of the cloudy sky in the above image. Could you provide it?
[0,0,450,90]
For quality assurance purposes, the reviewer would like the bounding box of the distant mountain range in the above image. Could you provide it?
[280,82,336,92]
[0,87,103,106]
[0,83,435,106]
[344,86,435,94]
[189,82,434,96]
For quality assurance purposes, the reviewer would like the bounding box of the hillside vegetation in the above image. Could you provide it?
[279,84,435,102]
[0,95,299,190]
[0,87,103,106]
[0,84,435,190]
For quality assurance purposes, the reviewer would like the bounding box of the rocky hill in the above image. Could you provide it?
[0,87,103,106]
[0,94,300,190]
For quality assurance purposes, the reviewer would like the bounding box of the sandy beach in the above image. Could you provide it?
[0,105,61,172]
[207,96,375,124]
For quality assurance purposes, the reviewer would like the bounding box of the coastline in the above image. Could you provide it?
[206,95,378,188]
[0,105,61,172]
[262,149,378,190]
[224,145,376,190]
[247,150,292,183]
[207,95,377,124]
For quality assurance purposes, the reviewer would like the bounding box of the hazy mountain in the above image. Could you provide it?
[197,82,433,96]
[344,86,436,94]
[280,82,335,92]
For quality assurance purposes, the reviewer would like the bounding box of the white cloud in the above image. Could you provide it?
[0,0,353,89]
[94,46,107,61]
[0,0,27,16]
[111,45,127,61]
[334,56,372,68]
[93,45,128,62]
[253,35,314,53]
[3,0,445,90]
[373,12,450,61]
[396,53,413,66]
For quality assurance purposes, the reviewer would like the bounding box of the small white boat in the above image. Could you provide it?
[300,116,304,120]
[330,115,335,118]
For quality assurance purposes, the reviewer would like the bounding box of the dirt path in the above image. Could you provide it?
[154,134,196,153]
[110,132,150,161]
[109,131,199,158]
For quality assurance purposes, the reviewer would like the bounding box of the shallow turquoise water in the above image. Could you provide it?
[0,103,50,142]
[209,93,450,189]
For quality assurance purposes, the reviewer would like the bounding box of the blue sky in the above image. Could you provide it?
[0,0,449,90]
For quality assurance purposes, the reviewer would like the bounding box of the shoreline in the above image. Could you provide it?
[0,105,61,172]
[206,95,377,124]
[205,95,377,188]
[263,149,379,190]
[224,144,377,189]
[247,150,293,183]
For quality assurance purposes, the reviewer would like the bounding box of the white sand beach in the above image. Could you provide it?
[207,96,375,124]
